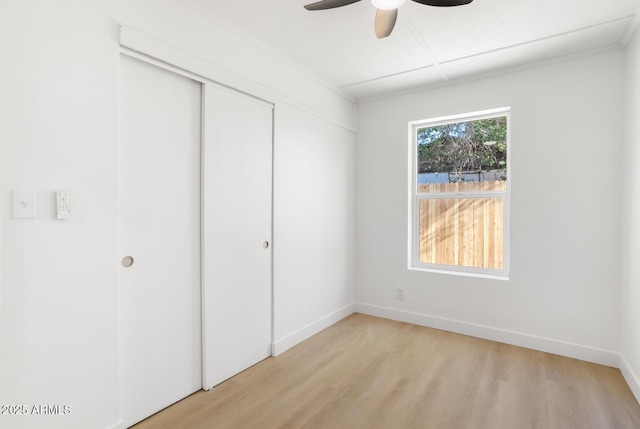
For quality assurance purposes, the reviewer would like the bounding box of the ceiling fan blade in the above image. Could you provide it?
[304,0,362,10]
[411,0,473,6]
[374,8,398,39]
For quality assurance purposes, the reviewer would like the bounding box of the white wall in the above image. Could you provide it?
[621,27,640,401]
[0,1,355,428]
[273,104,355,354]
[355,51,625,365]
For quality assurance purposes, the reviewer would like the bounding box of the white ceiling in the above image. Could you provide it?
[182,0,640,99]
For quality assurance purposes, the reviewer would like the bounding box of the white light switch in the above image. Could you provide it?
[12,191,36,219]
[56,190,70,220]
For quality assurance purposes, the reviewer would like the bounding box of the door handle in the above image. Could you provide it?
[263,241,269,249]
[121,256,135,268]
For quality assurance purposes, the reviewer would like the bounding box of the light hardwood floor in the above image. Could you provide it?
[132,313,640,429]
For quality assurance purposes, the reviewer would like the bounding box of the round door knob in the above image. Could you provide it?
[263,241,269,249]
[121,256,135,268]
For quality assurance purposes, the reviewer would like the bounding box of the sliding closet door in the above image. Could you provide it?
[202,84,273,389]
[118,54,202,427]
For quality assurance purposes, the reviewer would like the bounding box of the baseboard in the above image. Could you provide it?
[107,421,124,429]
[272,303,355,356]
[620,354,640,404]
[355,303,619,367]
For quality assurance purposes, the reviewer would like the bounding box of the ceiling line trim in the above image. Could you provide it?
[357,44,621,103]
[439,15,634,65]
[399,13,449,81]
[338,65,435,89]
[337,14,631,91]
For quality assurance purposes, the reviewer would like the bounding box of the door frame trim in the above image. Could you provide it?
[118,24,356,134]
[121,48,274,110]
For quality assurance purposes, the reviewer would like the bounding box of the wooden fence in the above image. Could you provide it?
[417,181,505,269]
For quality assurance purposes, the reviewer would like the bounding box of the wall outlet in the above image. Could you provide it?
[396,287,405,301]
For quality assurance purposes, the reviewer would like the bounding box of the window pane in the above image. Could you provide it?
[418,198,503,269]
[417,116,507,190]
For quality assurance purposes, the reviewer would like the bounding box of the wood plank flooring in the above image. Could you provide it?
[132,313,640,429]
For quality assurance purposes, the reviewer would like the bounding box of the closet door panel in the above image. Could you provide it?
[202,84,273,389]
[118,54,202,427]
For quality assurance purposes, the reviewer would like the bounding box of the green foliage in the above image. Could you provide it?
[417,117,507,180]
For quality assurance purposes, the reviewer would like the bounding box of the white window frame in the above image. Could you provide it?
[408,107,511,279]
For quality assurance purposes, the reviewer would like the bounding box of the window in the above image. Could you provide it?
[409,107,510,278]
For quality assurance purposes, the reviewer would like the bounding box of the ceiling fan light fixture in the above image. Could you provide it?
[371,0,406,10]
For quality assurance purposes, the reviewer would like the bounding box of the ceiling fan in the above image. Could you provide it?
[304,0,474,39]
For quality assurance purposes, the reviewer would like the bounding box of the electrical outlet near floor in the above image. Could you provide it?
[396,287,405,301]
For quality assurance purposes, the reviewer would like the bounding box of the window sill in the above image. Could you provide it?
[408,265,510,281]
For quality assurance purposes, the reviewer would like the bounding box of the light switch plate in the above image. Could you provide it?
[12,191,36,218]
